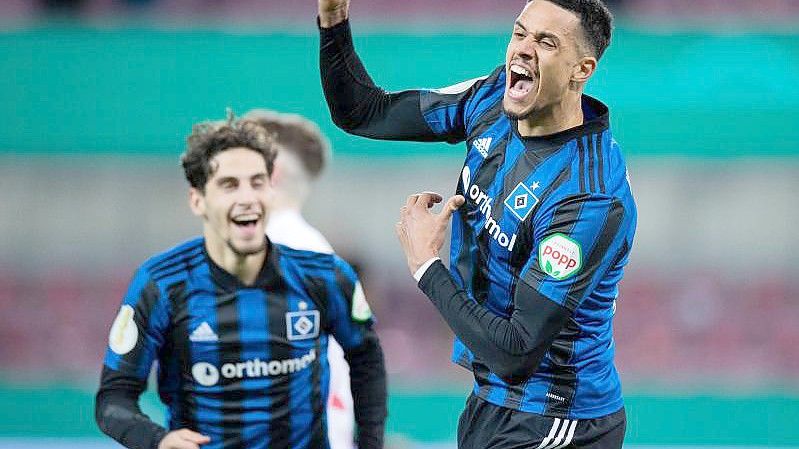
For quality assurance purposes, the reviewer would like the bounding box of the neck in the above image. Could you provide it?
[204,234,266,286]
[517,93,584,137]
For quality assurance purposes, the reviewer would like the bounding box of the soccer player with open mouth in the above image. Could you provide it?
[319,0,637,448]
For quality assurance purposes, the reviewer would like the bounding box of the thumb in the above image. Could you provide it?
[180,430,211,444]
[438,195,465,222]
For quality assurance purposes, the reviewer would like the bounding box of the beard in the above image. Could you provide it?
[503,105,535,121]
[226,237,267,258]
[502,96,537,121]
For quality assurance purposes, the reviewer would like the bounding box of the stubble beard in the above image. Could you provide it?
[226,237,267,258]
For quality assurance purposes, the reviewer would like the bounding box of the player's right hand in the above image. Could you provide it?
[318,0,350,28]
[157,429,211,449]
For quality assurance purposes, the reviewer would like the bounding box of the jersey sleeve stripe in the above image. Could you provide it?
[564,198,626,310]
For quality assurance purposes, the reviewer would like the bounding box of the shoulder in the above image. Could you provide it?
[137,236,206,285]
[276,243,338,273]
[464,65,506,106]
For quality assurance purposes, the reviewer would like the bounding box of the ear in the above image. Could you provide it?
[188,187,205,217]
[270,160,283,187]
[571,56,597,85]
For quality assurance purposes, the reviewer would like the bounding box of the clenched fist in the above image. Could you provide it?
[318,0,350,28]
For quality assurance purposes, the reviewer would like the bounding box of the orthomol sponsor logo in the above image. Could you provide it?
[461,166,517,251]
[538,233,582,280]
[191,349,317,387]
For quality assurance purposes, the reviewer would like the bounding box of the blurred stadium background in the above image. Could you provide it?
[1,0,798,448]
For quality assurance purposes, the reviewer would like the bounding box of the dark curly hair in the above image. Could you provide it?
[181,111,277,192]
[528,0,613,60]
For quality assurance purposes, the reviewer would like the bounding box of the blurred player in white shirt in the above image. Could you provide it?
[245,109,355,449]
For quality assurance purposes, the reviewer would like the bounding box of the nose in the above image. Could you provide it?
[513,37,537,63]
[236,184,259,206]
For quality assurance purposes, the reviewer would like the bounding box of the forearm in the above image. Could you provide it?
[344,331,387,449]
[418,261,570,384]
[95,367,167,449]
[319,20,440,141]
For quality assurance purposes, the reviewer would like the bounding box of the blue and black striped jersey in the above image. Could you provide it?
[100,237,378,449]
[320,21,637,420]
[422,66,637,418]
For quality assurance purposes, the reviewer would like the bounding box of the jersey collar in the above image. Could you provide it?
[510,94,610,151]
[205,238,285,292]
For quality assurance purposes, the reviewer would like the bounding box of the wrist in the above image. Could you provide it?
[318,8,348,28]
[412,256,440,282]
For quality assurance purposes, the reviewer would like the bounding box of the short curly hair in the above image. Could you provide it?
[181,111,277,192]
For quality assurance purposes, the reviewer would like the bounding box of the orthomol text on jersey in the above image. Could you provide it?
[191,348,317,387]
[461,165,521,252]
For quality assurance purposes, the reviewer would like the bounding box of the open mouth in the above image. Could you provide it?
[508,63,536,99]
[231,213,261,231]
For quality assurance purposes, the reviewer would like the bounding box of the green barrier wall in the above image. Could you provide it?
[1,386,797,445]
[1,26,797,157]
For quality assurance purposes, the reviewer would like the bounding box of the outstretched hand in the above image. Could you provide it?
[395,192,465,276]
[158,429,211,449]
[318,0,350,28]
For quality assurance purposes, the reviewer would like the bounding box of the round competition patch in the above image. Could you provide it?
[108,305,138,355]
[351,281,372,322]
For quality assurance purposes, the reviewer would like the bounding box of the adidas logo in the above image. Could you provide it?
[189,322,219,342]
[473,137,492,158]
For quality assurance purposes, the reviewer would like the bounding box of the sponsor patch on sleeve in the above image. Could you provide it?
[538,233,583,280]
[351,281,373,322]
[108,305,138,355]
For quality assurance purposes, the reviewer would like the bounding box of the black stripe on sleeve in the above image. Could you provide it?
[148,243,204,275]
[564,199,625,310]
[122,280,162,377]
[577,138,586,193]
[520,194,587,298]
[595,133,606,194]
[334,268,355,318]
[587,136,596,193]
[164,281,198,431]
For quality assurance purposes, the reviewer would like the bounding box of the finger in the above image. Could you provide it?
[437,195,465,222]
[415,191,443,208]
[395,223,409,247]
[406,191,443,208]
[179,430,211,444]
[167,439,200,449]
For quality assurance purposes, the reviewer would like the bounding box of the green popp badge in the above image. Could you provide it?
[538,233,582,280]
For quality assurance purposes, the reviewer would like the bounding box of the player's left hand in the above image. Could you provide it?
[395,191,465,276]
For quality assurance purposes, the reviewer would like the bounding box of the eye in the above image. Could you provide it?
[513,31,525,39]
[219,179,237,190]
[540,39,557,50]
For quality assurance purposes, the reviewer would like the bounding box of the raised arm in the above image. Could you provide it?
[318,0,490,143]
